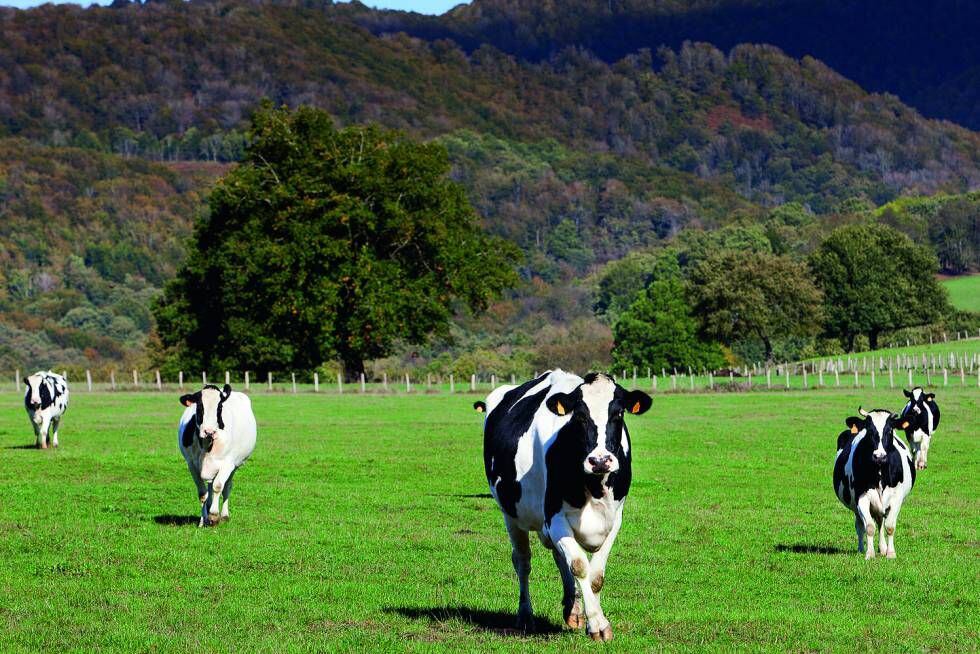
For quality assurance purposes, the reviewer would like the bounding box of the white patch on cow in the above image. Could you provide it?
[562,492,619,552]
[580,375,618,474]
[621,425,630,455]
[843,430,866,479]
[868,411,890,459]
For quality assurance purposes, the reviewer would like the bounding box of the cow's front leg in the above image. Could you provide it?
[207,464,235,524]
[854,514,864,553]
[504,519,534,632]
[587,505,623,603]
[37,416,50,449]
[552,518,612,641]
[856,494,876,560]
[552,549,583,629]
[30,418,42,449]
[882,495,906,559]
[220,474,234,520]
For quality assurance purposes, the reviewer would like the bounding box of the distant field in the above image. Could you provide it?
[1,389,977,652]
[942,274,980,313]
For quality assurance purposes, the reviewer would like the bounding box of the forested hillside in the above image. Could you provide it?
[353,0,980,130]
[0,0,977,374]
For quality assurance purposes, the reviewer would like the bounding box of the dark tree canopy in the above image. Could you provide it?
[808,223,949,351]
[153,105,520,378]
[688,250,823,362]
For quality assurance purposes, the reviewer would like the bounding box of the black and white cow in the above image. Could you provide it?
[23,371,69,449]
[900,387,940,470]
[178,384,257,527]
[833,407,915,559]
[478,369,651,641]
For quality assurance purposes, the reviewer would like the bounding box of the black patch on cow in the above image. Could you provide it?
[834,416,914,510]
[836,429,854,453]
[181,418,197,449]
[24,375,57,410]
[901,389,941,437]
[543,375,634,525]
[482,373,552,518]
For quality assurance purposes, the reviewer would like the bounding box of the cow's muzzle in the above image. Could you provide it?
[586,454,616,475]
[872,452,887,465]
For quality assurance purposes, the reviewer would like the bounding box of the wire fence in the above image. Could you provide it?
[11,347,980,396]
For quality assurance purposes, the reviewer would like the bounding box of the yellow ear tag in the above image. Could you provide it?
[901,421,909,429]
[631,401,642,414]
[850,424,858,434]
[555,401,566,416]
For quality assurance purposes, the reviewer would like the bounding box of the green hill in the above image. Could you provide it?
[942,275,980,313]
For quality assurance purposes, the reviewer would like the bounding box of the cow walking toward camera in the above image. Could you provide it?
[23,371,69,449]
[833,407,915,559]
[478,370,652,641]
[900,387,939,470]
[178,384,256,527]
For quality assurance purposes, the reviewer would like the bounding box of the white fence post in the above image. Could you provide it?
[405,373,411,393]
[470,374,476,391]
[156,370,162,391]
[267,372,272,391]
[202,371,207,385]
[110,370,116,390]
[360,373,366,393]
[86,369,93,392]
[291,373,297,394]
[244,371,250,391]
[449,374,455,393]
[179,371,184,389]
[313,372,319,393]
[383,373,388,392]
[225,370,230,385]
[133,369,139,387]
[338,373,343,394]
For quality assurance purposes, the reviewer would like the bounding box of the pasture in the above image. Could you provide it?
[0,388,977,652]
[942,274,980,314]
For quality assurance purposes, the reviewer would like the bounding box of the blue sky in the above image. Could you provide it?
[2,0,469,13]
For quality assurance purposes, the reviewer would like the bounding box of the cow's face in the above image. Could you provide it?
[545,373,652,476]
[901,388,935,469]
[180,384,232,441]
[23,374,47,423]
[848,408,905,466]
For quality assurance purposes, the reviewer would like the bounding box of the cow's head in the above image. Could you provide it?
[901,387,936,469]
[847,407,906,466]
[23,374,48,423]
[545,372,652,476]
[180,384,232,441]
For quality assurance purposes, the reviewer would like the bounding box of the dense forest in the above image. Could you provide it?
[0,0,977,375]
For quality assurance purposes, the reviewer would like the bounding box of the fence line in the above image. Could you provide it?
[10,356,980,397]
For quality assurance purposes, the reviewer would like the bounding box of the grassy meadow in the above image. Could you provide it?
[0,388,977,652]
[942,274,980,313]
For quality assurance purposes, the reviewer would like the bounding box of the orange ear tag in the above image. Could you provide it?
[631,402,642,414]
[556,402,566,416]
[850,425,858,434]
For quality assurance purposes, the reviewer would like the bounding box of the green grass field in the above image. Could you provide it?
[1,389,977,652]
[942,274,980,313]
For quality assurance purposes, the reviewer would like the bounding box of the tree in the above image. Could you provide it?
[153,105,520,379]
[611,253,725,373]
[688,250,823,362]
[809,223,949,350]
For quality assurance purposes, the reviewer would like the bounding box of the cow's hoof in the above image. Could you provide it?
[39,443,47,450]
[589,625,613,642]
[564,602,585,629]
[886,550,896,559]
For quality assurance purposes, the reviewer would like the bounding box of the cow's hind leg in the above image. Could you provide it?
[31,419,42,449]
[505,519,534,632]
[854,513,865,553]
[220,472,235,520]
[50,416,60,448]
[552,548,583,629]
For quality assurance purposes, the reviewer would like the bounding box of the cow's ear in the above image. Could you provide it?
[180,393,197,407]
[473,401,486,413]
[845,417,863,433]
[222,383,232,398]
[22,377,29,386]
[546,393,573,417]
[903,388,913,398]
[624,390,653,415]
[925,393,935,401]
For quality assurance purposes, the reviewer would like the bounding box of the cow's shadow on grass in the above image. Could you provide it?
[775,543,849,555]
[388,606,562,638]
[451,493,494,499]
[4,444,42,450]
[153,514,199,527]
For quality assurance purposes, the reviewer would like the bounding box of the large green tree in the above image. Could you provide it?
[153,105,520,379]
[688,250,823,362]
[809,223,949,351]
[611,252,725,373]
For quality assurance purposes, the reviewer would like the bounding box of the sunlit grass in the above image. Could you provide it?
[0,389,976,651]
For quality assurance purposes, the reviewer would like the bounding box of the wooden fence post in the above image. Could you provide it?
[383,373,388,392]
[267,372,272,391]
[86,370,93,392]
[491,374,496,390]
[313,372,319,392]
[888,366,893,389]
[110,370,116,390]
[671,374,677,391]
[338,373,343,394]
[427,374,432,391]
[690,374,695,391]
[179,371,183,389]
[784,368,789,389]
[708,372,713,390]
[14,369,19,391]
[802,367,808,389]
[449,374,455,394]
[908,368,913,388]
[406,373,411,393]
[818,370,823,387]
[766,367,771,389]
[943,368,948,387]
[652,375,657,392]
[225,370,230,385]
[291,373,297,394]
[470,374,476,391]
[853,370,858,388]
[360,373,366,393]
[156,370,162,391]
[871,369,876,389]
[244,371,250,391]
[133,369,139,387]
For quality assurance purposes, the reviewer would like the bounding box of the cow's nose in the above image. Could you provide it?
[588,455,613,472]
[202,427,217,437]
[872,453,887,465]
